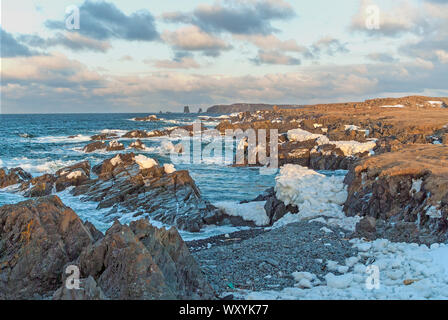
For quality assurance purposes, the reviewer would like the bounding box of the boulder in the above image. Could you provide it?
[129,139,146,150]
[0,196,216,300]
[0,167,32,188]
[344,144,448,244]
[106,140,125,151]
[73,153,226,232]
[83,141,107,153]
[0,196,95,299]
[90,133,118,141]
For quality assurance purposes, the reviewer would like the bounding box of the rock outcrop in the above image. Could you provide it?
[344,144,448,244]
[18,161,91,197]
[134,115,159,122]
[0,167,32,188]
[0,196,215,300]
[72,153,227,232]
[0,196,95,299]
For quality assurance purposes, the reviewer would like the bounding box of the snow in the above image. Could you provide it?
[134,155,158,169]
[381,104,405,108]
[287,129,330,145]
[163,163,176,174]
[344,125,359,131]
[271,164,360,231]
[109,140,123,148]
[240,240,448,300]
[287,128,377,156]
[214,201,270,227]
[66,170,83,179]
[331,140,377,156]
[272,164,360,231]
[110,155,122,166]
[428,101,443,107]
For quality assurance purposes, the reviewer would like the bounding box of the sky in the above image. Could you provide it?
[1,0,447,113]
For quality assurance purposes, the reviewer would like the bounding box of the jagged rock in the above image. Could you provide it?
[242,188,298,225]
[52,276,107,300]
[344,144,448,244]
[106,140,125,151]
[0,196,95,299]
[73,153,226,232]
[129,219,215,299]
[129,139,146,150]
[18,161,91,197]
[83,141,107,153]
[22,174,56,197]
[90,133,118,141]
[263,188,298,224]
[184,106,190,113]
[0,196,216,300]
[54,161,90,192]
[0,167,32,188]
[122,130,159,138]
[134,115,159,122]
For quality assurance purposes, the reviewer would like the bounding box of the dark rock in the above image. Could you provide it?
[0,167,32,188]
[129,139,146,150]
[0,196,95,299]
[83,141,107,153]
[105,140,125,151]
[73,153,228,232]
[90,133,118,141]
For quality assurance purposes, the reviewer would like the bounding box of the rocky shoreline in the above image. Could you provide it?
[1,95,448,300]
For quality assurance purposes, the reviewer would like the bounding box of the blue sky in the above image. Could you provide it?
[1,0,447,113]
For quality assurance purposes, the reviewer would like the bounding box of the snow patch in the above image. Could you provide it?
[163,163,176,174]
[134,155,158,169]
[214,201,270,227]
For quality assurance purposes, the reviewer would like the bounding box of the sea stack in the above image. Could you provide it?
[198,108,203,113]
[184,106,190,113]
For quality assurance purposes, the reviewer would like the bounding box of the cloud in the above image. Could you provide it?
[366,52,398,63]
[18,32,112,53]
[4,49,447,113]
[311,37,349,57]
[45,0,159,41]
[162,26,231,56]
[235,34,311,54]
[119,55,134,62]
[251,50,301,65]
[396,1,448,63]
[2,52,104,88]
[152,56,201,69]
[435,50,448,64]
[350,0,424,37]
[163,0,295,35]
[0,28,37,57]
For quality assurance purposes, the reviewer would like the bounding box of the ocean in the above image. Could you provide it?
[0,113,276,238]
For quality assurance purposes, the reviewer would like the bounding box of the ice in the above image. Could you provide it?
[110,155,122,166]
[287,129,330,145]
[134,155,158,169]
[381,104,405,108]
[66,170,83,179]
[287,128,377,156]
[331,140,377,156]
[214,200,270,226]
[238,240,448,300]
[163,163,176,174]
